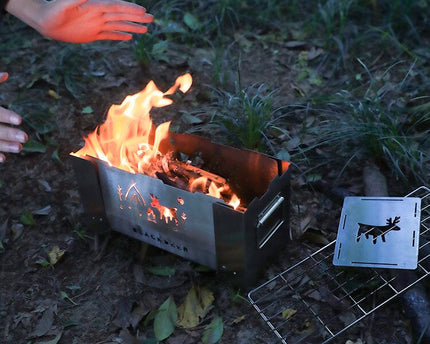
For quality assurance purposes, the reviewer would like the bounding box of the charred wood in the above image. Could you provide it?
[155,171,189,191]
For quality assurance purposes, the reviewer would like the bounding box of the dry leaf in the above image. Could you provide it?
[285,41,307,48]
[300,212,314,233]
[231,315,246,325]
[48,246,65,265]
[47,89,61,100]
[281,308,297,320]
[29,307,54,338]
[39,332,62,344]
[177,285,214,328]
[346,340,363,344]
[307,47,324,60]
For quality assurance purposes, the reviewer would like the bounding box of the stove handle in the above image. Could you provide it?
[257,194,285,249]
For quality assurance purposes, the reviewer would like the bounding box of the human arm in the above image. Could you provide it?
[0,73,28,163]
[4,0,153,43]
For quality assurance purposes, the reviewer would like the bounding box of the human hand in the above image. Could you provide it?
[0,73,28,163]
[6,0,154,43]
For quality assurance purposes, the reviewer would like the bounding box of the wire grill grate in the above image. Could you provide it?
[248,186,430,343]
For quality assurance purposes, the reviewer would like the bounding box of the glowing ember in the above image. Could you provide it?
[72,74,241,209]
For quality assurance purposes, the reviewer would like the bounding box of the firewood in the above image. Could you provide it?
[168,160,227,185]
[155,171,189,191]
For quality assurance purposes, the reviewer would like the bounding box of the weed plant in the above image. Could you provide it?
[304,0,429,74]
[322,93,428,184]
[295,64,430,186]
[209,81,280,153]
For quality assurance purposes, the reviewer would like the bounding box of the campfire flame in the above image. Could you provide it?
[72,74,241,209]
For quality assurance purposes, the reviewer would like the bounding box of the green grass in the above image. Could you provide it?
[209,81,281,152]
[3,0,428,189]
[280,58,429,185]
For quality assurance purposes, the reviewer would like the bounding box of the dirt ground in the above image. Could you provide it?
[0,15,425,344]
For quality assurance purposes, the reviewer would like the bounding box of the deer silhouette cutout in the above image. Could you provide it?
[356,216,401,244]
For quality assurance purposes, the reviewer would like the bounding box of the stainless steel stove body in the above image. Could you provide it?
[71,132,291,286]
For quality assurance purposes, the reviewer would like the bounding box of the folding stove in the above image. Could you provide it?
[71,131,291,286]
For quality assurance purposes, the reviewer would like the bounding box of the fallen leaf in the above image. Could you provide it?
[39,332,62,344]
[345,339,363,344]
[146,265,175,277]
[154,296,177,341]
[117,329,142,344]
[51,149,63,165]
[32,205,51,216]
[202,316,223,344]
[112,297,134,329]
[20,210,36,226]
[302,229,330,246]
[28,307,54,338]
[130,303,150,329]
[177,285,214,328]
[11,223,24,240]
[38,179,52,192]
[306,289,322,302]
[285,41,307,48]
[307,47,324,60]
[281,308,297,320]
[183,12,201,31]
[48,246,65,265]
[81,106,93,114]
[134,265,186,289]
[231,315,246,325]
[299,212,314,233]
[47,89,61,99]
[298,320,314,336]
[23,139,47,153]
[60,291,78,305]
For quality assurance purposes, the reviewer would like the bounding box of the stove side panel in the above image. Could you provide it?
[69,155,108,232]
[96,160,219,269]
[214,170,291,287]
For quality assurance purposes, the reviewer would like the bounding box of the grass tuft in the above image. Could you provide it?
[209,81,280,152]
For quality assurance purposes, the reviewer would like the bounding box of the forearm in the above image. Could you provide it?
[5,0,46,33]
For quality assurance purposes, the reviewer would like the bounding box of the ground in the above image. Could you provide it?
[0,9,427,344]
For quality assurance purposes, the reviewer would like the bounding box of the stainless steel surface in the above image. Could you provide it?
[333,196,421,269]
[70,154,108,230]
[97,158,220,269]
[257,194,285,249]
[71,132,291,286]
[161,132,290,204]
[248,186,430,344]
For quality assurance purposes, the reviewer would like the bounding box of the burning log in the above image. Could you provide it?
[168,160,227,186]
[155,155,239,206]
[72,73,241,210]
[153,158,222,192]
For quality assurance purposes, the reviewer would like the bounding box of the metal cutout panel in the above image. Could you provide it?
[248,186,430,344]
[333,197,421,269]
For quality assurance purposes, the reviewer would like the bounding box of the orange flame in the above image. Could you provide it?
[72,74,241,209]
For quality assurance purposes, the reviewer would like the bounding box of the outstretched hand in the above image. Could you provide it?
[6,0,154,43]
[0,73,28,163]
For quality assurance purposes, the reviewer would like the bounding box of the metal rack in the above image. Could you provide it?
[248,186,430,343]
